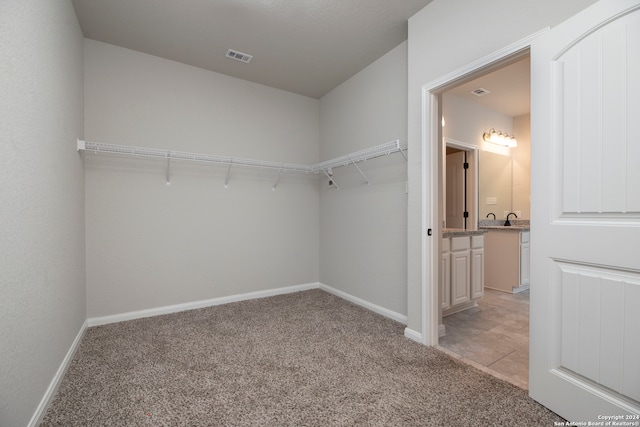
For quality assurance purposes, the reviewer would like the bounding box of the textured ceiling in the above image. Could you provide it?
[71,0,434,99]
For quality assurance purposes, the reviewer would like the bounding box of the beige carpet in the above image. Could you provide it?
[41,289,563,426]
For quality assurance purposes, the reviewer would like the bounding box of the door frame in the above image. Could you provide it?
[420,29,546,346]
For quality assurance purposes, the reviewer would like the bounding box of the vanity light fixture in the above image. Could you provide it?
[483,128,517,148]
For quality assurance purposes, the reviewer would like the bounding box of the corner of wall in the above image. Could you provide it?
[0,1,86,425]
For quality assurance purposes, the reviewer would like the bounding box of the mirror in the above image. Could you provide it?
[479,151,512,220]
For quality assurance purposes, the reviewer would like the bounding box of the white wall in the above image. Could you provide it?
[319,42,408,317]
[406,0,598,334]
[442,93,514,223]
[0,1,85,426]
[442,93,514,154]
[513,114,531,219]
[84,40,320,318]
[442,93,522,220]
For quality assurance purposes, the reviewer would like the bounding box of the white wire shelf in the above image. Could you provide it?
[77,140,312,173]
[77,138,407,188]
[311,140,406,173]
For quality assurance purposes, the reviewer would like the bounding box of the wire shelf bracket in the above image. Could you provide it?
[347,155,370,185]
[322,168,339,190]
[166,155,171,186]
[224,163,233,189]
[272,168,283,191]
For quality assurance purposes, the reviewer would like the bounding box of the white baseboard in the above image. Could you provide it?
[404,327,423,343]
[87,283,320,327]
[88,282,408,329]
[319,283,407,325]
[28,320,88,427]
[513,284,530,293]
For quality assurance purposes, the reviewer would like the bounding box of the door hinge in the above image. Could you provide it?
[427,228,433,236]
[463,162,469,169]
[463,211,469,218]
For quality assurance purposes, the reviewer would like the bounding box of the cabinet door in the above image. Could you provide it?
[520,231,530,286]
[450,249,471,306]
[441,251,451,310]
[471,248,484,299]
[520,242,530,286]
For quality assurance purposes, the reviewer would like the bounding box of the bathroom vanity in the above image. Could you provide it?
[480,225,530,293]
[441,229,486,316]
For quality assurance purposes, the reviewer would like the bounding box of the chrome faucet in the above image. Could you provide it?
[486,213,496,220]
[504,212,518,226]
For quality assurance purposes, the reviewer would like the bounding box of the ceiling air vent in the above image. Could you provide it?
[226,49,253,63]
[470,88,490,97]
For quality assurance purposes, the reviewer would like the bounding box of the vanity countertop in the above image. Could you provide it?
[442,228,488,237]
[478,219,530,231]
[479,226,530,231]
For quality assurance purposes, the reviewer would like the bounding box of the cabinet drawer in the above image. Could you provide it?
[471,235,484,249]
[521,231,530,244]
[451,236,470,251]
[442,238,450,252]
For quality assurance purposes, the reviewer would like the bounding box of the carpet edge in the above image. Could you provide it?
[28,319,88,427]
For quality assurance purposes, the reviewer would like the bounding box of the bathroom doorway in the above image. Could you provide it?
[444,139,478,231]
[437,55,531,390]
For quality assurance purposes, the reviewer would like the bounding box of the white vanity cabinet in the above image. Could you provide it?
[450,236,471,307]
[483,228,530,293]
[519,231,530,287]
[440,239,451,311]
[441,231,485,316]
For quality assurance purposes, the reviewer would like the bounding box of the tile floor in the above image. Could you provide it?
[438,288,530,389]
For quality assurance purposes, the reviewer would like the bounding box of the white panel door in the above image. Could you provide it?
[530,0,640,420]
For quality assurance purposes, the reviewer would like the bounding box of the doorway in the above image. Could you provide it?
[430,49,532,389]
[417,2,640,417]
[416,28,544,349]
[445,148,467,229]
[444,139,478,231]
